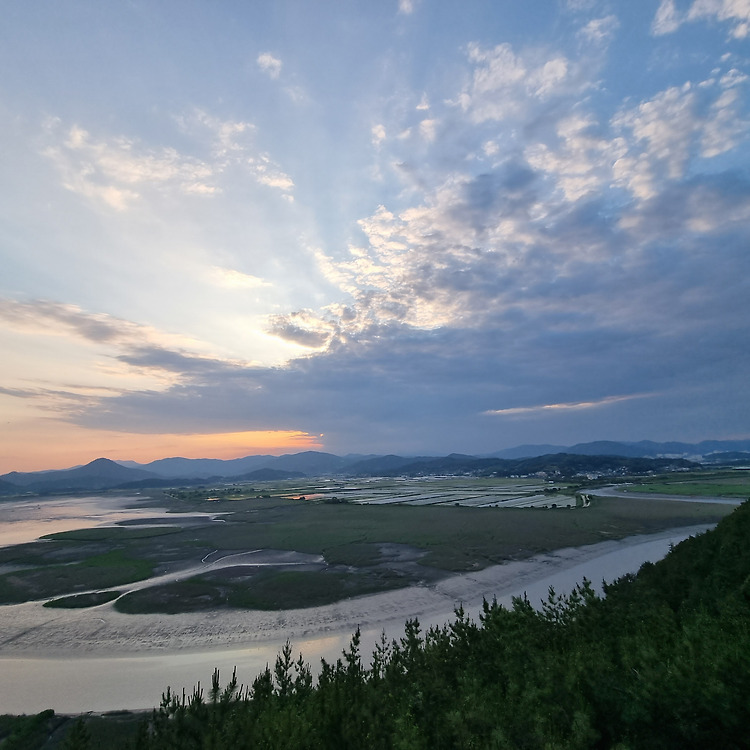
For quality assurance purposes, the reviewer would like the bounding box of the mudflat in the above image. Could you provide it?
[0,479,738,660]
[0,525,713,659]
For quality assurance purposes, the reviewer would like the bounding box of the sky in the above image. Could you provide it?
[1,0,749,473]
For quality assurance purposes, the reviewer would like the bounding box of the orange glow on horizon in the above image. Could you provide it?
[0,422,324,474]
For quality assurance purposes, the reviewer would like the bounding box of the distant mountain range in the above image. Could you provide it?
[1,439,749,495]
[0,458,156,493]
[116,451,365,478]
[488,439,750,460]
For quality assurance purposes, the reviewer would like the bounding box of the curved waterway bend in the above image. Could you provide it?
[0,524,713,715]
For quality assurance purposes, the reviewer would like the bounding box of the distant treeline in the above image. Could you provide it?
[349,452,696,478]
[10,500,748,748]
[0,453,700,495]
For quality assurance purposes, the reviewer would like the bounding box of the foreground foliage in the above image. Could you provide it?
[5,502,750,748]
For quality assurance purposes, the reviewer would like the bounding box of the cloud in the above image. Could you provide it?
[60,293,750,451]
[652,0,682,35]
[0,385,90,403]
[42,124,216,209]
[250,155,295,193]
[115,345,238,376]
[578,15,620,45]
[0,384,113,416]
[210,32,749,451]
[209,267,271,289]
[372,123,387,147]
[419,118,438,142]
[267,310,336,349]
[688,0,750,38]
[183,110,295,197]
[43,112,295,210]
[653,0,750,38]
[282,85,309,104]
[0,297,265,422]
[483,394,652,417]
[7,13,750,456]
[398,0,416,15]
[612,77,748,199]
[15,152,749,451]
[617,171,750,239]
[458,43,581,123]
[0,298,142,344]
[526,114,627,201]
[186,111,257,163]
[257,52,283,79]
[0,299,223,370]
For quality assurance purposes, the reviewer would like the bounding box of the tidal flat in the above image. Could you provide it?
[0,526,720,714]
[0,477,736,614]
[0,478,730,615]
[0,474,742,712]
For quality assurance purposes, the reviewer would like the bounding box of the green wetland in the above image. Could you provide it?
[0,472,741,614]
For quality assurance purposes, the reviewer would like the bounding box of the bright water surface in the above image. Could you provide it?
[0,494,174,547]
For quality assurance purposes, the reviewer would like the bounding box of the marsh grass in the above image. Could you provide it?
[321,542,387,567]
[114,580,226,614]
[0,550,152,604]
[44,590,122,608]
[225,568,407,609]
[114,566,408,613]
[43,527,183,542]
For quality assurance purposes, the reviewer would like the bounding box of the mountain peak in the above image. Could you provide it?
[86,457,119,467]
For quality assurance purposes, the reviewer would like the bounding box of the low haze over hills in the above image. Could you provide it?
[2,440,750,494]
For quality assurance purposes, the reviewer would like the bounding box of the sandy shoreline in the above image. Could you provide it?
[0,525,712,660]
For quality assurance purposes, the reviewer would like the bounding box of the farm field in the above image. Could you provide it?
[304,476,571,508]
[173,475,576,508]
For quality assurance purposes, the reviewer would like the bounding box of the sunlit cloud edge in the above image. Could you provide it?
[482,393,653,417]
